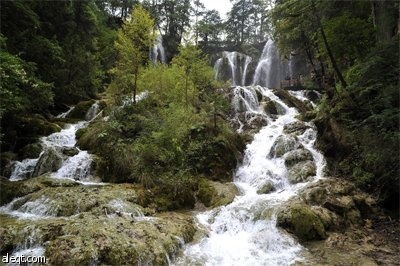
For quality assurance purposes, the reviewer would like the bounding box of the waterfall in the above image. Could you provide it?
[175,86,325,265]
[9,102,101,183]
[252,40,281,88]
[224,51,238,86]
[214,58,223,80]
[214,52,252,86]
[175,40,326,265]
[242,56,252,86]
[85,101,99,121]
[150,35,166,64]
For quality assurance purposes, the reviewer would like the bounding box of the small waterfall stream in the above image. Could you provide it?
[150,35,166,64]
[214,52,252,86]
[8,102,101,183]
[175,40,325,265]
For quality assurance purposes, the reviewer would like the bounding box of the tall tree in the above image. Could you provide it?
[111,5,155,103]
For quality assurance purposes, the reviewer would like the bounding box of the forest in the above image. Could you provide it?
[0,0,399,265]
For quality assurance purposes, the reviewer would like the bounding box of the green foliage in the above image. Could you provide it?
[0,45,53,119]
[319,12,375,70]
[110,4,155,103]
[319,40,399,204]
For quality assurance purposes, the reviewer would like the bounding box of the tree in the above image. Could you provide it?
[111,5,155,104]
[197,10,223,48]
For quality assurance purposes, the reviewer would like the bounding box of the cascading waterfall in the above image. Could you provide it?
[214,58,223,80]
[252,40,281,88]
[8,102,101,183]
[214,52,252,86]
[150,35,166,64]
[175,40,326,265]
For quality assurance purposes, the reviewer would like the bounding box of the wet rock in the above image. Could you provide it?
[304,90,320,103]
[263,100,278,115]
[323,196,355,216]
[18,143,43,160]
[283,121,311,135]
[284,148,314,167]
[257,181,275,194]
[66,99,96,120]
[62,147,79,157]
[305,187,328,205]
[273,89,312,114]
[0,212,196,266]
[32,147,63,177]
[197,179,239,208]
[287,160,316,183]
[277,203,327,241]
[269,135,303,158]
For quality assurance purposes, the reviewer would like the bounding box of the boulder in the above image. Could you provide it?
[277,203,327,241]
[284,148,314,167]
[257,181,275,194]
[270,135,303,158]
[197,179,239,208]
[287,160,316,183]
[32,148,63,177]
[283,121,311,135]
[62,147,79,157]
[18,143,43,160]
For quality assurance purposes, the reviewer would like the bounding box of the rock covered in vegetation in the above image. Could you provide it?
[287,160,316,183]
[0,176,196,265]
[257,181,275,194]
[276,178,381,243]
[32,147,63,177]
[283,121,311,135]
[277,203,327,241]
[197,179,239,208]
[269,135,303,158]
[66,100,96,120]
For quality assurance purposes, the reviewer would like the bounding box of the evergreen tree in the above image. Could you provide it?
[110,5,156,104]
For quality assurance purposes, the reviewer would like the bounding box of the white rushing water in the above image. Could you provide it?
[253,40,281,88]
[150,35,166,64]
[176,39,325,265]
[214,52,252,86]
[9,102,100,183]
[175,86,325,265]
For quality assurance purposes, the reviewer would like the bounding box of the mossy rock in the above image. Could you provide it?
[0,212,196,265]
[0,176,78,206]
[18,143,43,160]
[0,152,17,176]
[32,147,63,177]
[269,135,303,158]
[287,160,316,183]
[284,148,314,167]
[283,121,311,135]
[277,203,327,241]
[264,100,278,115]
[257,181,275,194]
[305,187,328,205]
[66,100,96,120]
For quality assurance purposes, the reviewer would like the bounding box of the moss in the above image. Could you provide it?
[264,100,278,115]
[284,148,314,167]
[66,99,96,120]
[257,181,275,194]
[196,179,238,207]
[277,203,327,241]
[197,179,218,207]
[18,143,43,160]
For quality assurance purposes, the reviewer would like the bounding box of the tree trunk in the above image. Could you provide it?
[133,69,138,104]
[312,0,347,89]
[371,0,398,42]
